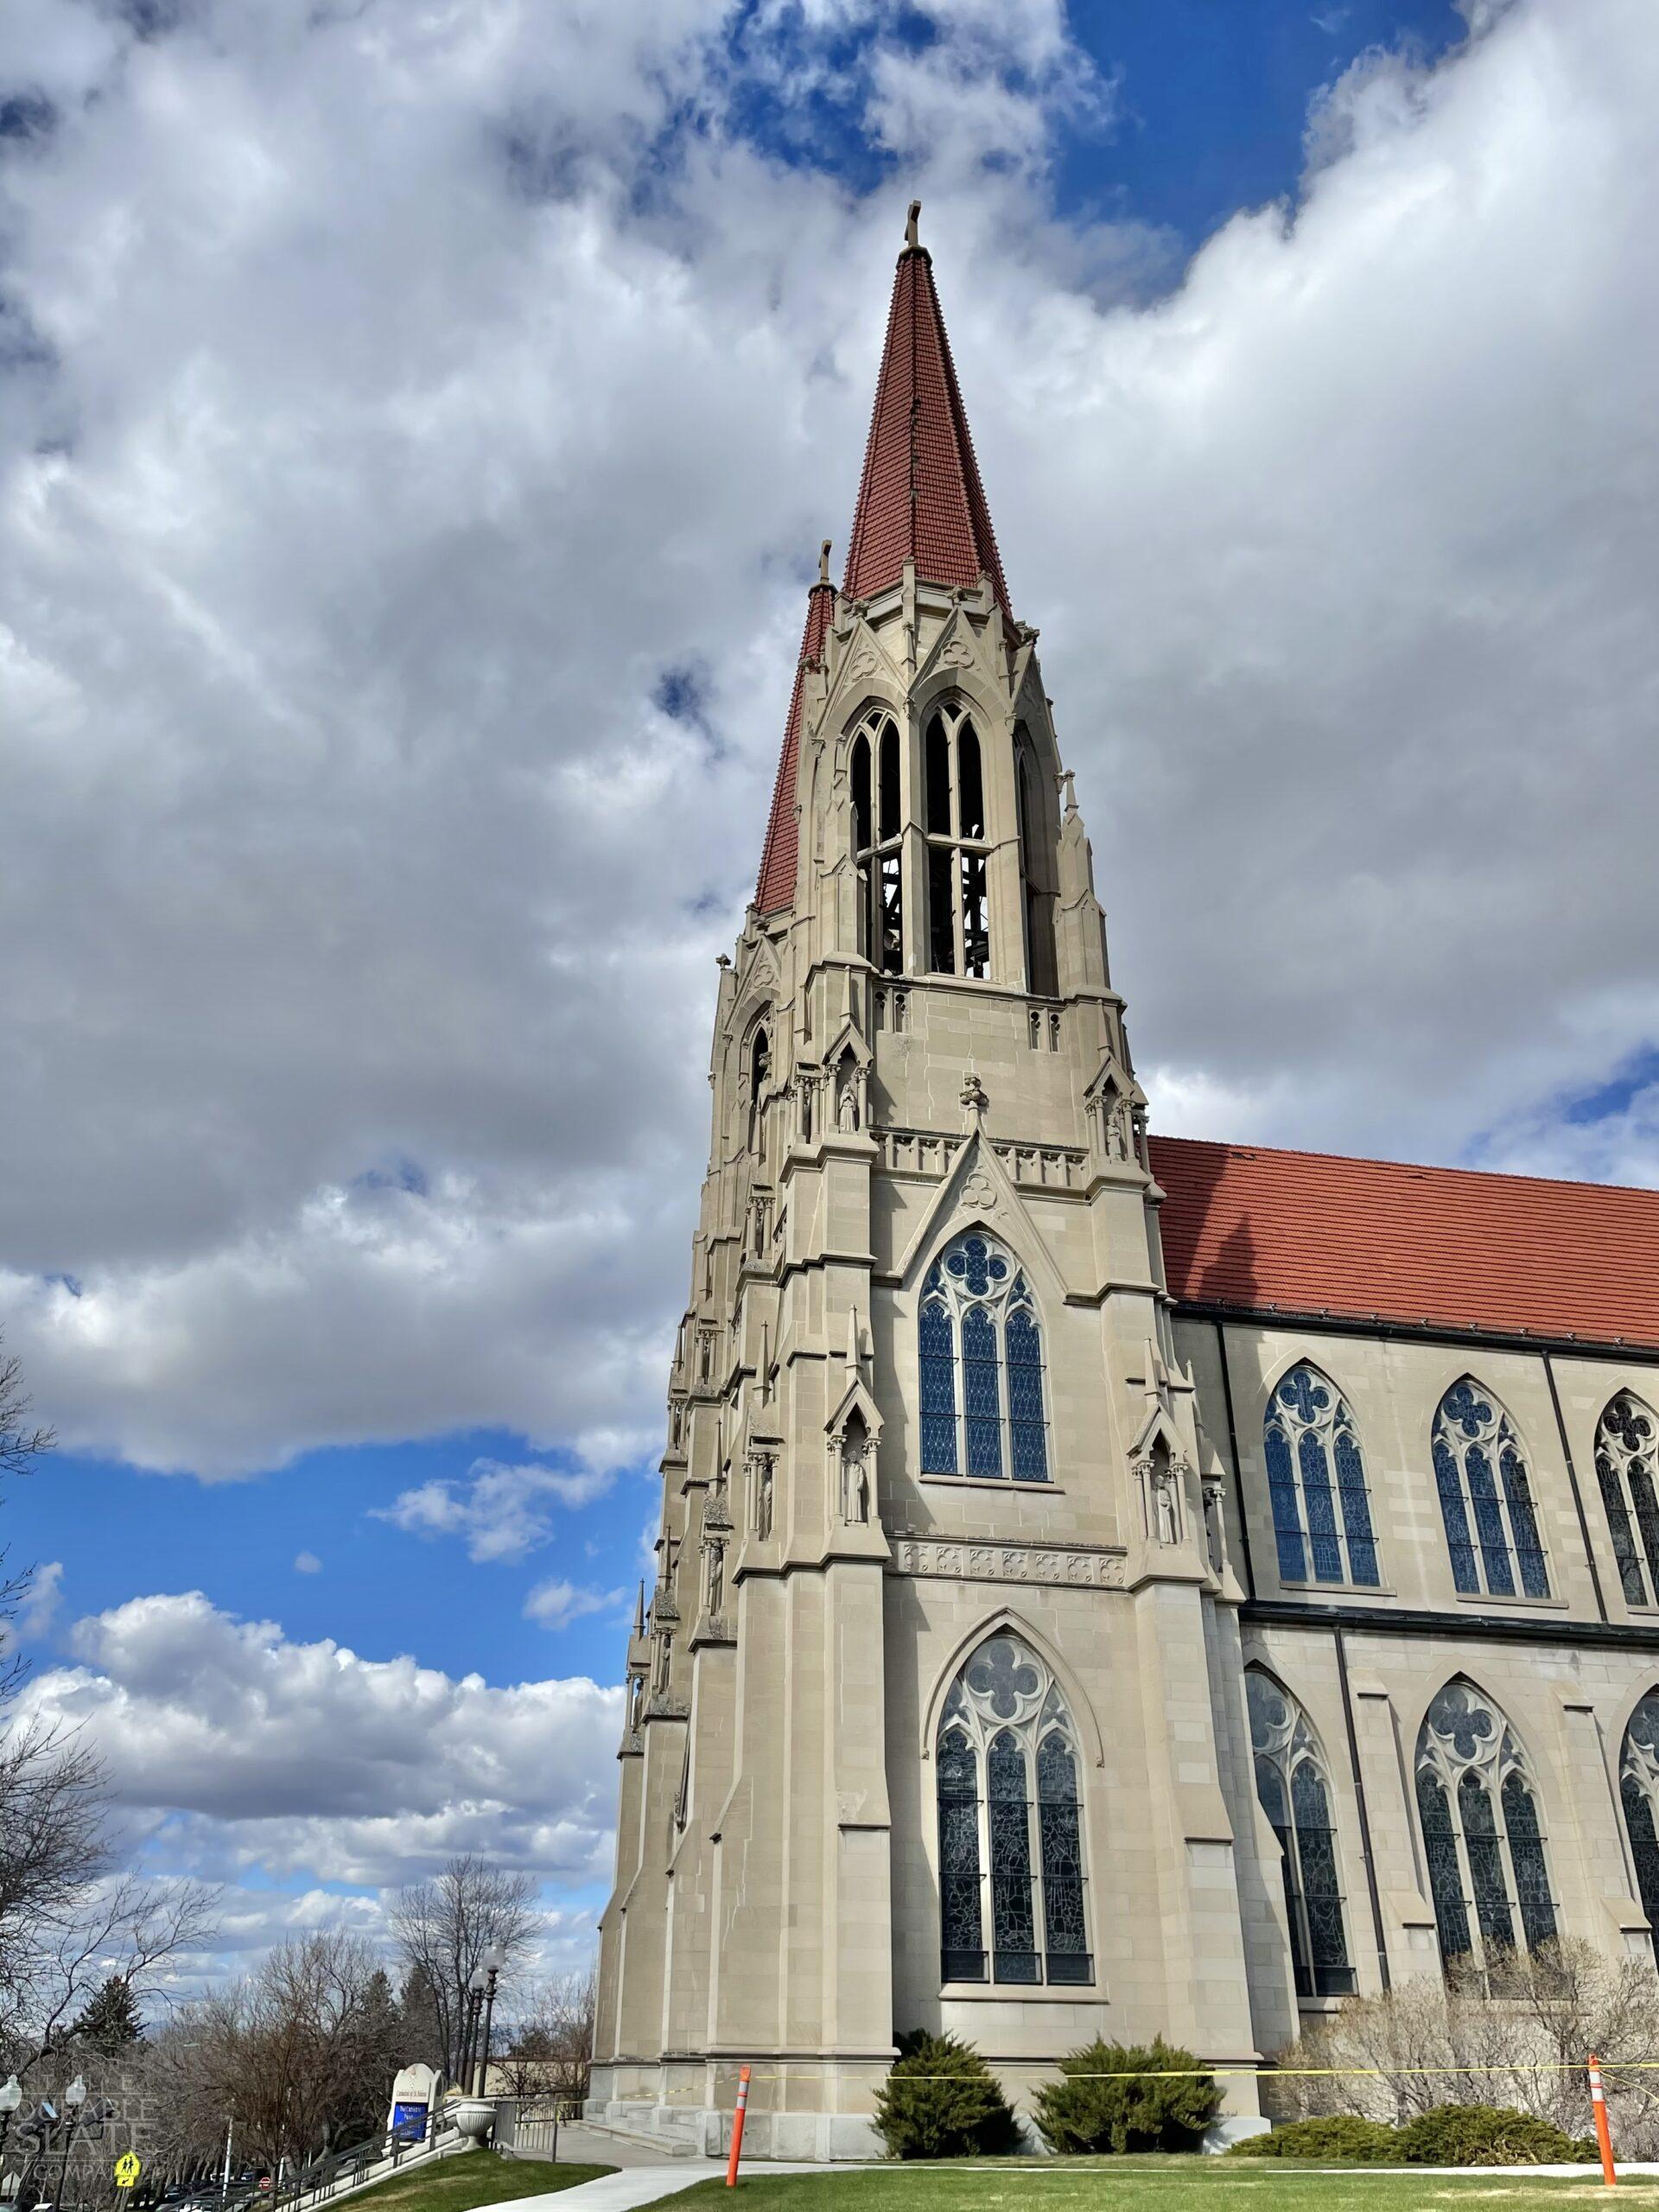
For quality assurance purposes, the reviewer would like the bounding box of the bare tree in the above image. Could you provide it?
[0,1336,217,2079]
[147,1934,402,2177]
[388,1855,538,2083]
[494,1967,596,2103]
[1274,1942,1659,2154]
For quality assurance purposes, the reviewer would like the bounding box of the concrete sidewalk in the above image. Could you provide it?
[498,2161,823,2212]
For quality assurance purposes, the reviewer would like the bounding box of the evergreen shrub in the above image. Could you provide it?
[1395,2104,1599,2166]
[1226,2114,1400,2160]
[873,2033,1020,2160]
[1033,2036,1219,2154]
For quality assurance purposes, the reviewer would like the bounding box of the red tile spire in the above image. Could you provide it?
[842,202,1012,615]
[753,540,835,915]
[754,208,1011,916]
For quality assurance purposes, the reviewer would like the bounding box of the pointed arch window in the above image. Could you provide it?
[1263,1364,1380,1588]
[851,713,903,975]
[1014,728,1057,998]
[1414,1679,1557,1971]
[1618,1692,1659,1964]
[918,1230,1047,1481]
[1246,1671,1355,1999]
[1431,1380,1548,1599]
[934,1632,1090,1986]
[924,701,992,979]
[1595,1395,1659,1609]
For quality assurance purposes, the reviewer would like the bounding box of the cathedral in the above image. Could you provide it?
[588,207,1659,2158]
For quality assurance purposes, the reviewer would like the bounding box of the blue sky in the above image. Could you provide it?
[3,0,1656,1986]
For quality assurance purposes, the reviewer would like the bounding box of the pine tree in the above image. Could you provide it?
[1033,2036,1218,2154]
[70,1975,143,2054]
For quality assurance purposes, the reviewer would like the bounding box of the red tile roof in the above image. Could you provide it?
[1149,1135,1659,1351]
[842,243,1012,616]
[753,579,833,915]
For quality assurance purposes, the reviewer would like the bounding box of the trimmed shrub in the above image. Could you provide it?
[1226,2114,1400,2161]
[1396,2104,1599,2166]
[873,2033,1020,2160]
[1033,2036,1219,2154]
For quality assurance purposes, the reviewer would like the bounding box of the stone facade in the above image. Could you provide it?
[588,217,1659,2158]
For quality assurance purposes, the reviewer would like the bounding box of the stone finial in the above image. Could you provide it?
[905,200,921,251]
[819,538,832,585]
[959,1071,989,1126]
[1060,770,1078,818]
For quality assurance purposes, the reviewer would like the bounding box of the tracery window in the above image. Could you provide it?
[1595,1395,1659,1609]
[1414,1679,1556,1972]
[924,701,992,979]
[1619,1692,1659,1965]
[918,1230,1047,1481]
[851,714,903,975]
[1246,1671,1355,1998]
[1263,1365,1380,1588]
[934,1632,1090,1986]
[1431,1379,1548,1600]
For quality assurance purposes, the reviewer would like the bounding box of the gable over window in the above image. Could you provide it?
[1263,1363,1380,1588]
[935,1631,1089,1987]
[918,1230,1047,1482]
[1431,1379,1549,1600]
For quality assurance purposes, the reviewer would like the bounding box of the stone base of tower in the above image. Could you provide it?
[586,2060,888,2162]
[587,2056,1267,2162]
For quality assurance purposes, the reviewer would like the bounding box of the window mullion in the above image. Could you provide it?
[1027,1741,1044,1985]
[1450,1811,1485,1973]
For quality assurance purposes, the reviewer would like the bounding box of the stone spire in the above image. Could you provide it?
[753,543,836,914]
[841,202,1012,615]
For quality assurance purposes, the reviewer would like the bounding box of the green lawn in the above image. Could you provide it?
[339,2154,613,2212]
[677,2163,1632,2212]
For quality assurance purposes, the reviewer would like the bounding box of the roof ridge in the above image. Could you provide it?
[1148,1131,1659,1204]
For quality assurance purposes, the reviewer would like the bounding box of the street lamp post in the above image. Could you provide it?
[0,2076,22,2191]
[474,1946,506,2098]
[461,1969,487,2101]
[58,2076,87,2211]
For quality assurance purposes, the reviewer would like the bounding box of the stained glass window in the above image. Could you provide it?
[1596,1395,1659,1610]
[1415,1678,1555,1976]
[1619,1692,1659,1966]
[937,1725,985,1981]
[1431,1382,1549,1600]
[935,1633,1089,1986]
[919,1270,958,1474]
[1263,1365,1380,1589]
[1246,1670,1354,1999]
[918,1232,1049,1484]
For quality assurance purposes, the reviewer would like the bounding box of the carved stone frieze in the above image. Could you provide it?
[888,1535,1126,1590]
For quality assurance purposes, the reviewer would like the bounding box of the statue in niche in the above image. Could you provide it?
[626,1671,644,1734]
[836,1068,860,1132]
[706,1539,724,1618]
[752,1452,775,1541]
[654,1631,672,1695]
[841,1429,872,1524]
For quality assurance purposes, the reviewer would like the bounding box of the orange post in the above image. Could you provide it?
[1588,2054,1617,2187]
[725,2066,751,2188]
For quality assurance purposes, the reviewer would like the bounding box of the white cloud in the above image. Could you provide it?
[15,1592,622,1891]
[378,1458,617,1563]
[0,0,1655,1489]
[6,1557,63,1648]
[523,1579,628,1632]
[293,1550,321,1573]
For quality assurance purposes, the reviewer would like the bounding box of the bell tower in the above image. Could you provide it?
[589,207,1267,2159]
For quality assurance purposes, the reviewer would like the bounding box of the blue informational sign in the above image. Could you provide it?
[391,2104,428,2141]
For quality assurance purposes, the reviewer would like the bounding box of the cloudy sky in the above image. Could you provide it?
[2,0,1656,1996]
